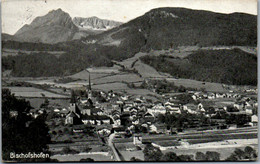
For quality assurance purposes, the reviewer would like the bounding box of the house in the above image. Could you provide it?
[124,101,134,107]
[81,115,111,125]
[249,115,258,126]
[123,106,131,112]
[204,107,216,116]
[165,101,175,106]
[81,115,96,125]
[65,111,82,125]
[59,108,69,117]
[245,106,253,115]
[228,124,237,129]
[91,108,104,115]
[133,134,142,145]
[148,103,166,114]
[233,102,244,111]
[129,107,138,113]
[216,93,226,98]
[121,95,129,101]
[192,95,197,100]
[166,104,181,114]
[113,117,121,126]
[183,103,197,114]
[132,117,139,125]
[149,123,166,134]
[208,93,216,99]
[79,105,91,115]
[96,124,112,136]
[54,108,60,113]
[143,112,154,122]
[101,116,111,124]
[198,101,215,112]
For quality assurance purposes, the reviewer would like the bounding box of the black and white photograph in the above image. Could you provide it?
[1,0,258,162]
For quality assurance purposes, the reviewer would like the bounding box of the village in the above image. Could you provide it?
[12,73,256,161]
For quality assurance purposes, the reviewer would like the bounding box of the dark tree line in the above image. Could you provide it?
[2,89,53,162]
[142,144,221,161]
[141,144,257,161]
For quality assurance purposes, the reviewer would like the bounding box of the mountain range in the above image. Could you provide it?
[3,9,122,44]
[3,8,256,46]
[85,7,256,50]
[2,7,257,84]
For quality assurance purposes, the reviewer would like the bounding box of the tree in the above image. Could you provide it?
[233,148,245,160]
[83,146,92,153]
[178,154,194,161]
[143,144,163,161]
[157,114,165,123]
[196,152,206,161]
[226,154,239,161]
[161,152,180,161]
[62,146,79,155]
[130,157,142,161]
[244,146,257,159]
[205,151,220,161]
[80,158,94,162]
[2,89,51,162]
[40,98,49,109]
[226,147,258,161]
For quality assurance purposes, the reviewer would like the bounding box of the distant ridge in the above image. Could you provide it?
[73,16,122,30]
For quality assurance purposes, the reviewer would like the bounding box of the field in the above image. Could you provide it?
[51,153,113,161]
[4,46,256,99]
[114,142,145,161]
[116,52,147,69]
[164,78,226,92]
[119,150,144,161]
[2,48,66,57]
[93,73,142,84]
[162,139,258,160]
[3,87,68,98]
[25,97,70,108]
[133,60,169,78]
[92,82,129,91]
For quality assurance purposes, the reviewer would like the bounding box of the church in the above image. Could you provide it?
[65,72,95,125]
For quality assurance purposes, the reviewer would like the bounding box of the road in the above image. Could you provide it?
[108,133,121,161]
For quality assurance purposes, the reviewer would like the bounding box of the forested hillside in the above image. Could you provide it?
[140,48,257,85]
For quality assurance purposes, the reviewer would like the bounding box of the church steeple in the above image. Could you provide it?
[87,71,92,99]
[70,90,77,103]
[88,72,91,91]
[70,90,77,113]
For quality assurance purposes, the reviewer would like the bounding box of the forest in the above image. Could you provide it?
[140,48,257,86]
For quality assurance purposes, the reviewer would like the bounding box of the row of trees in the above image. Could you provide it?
[139,144,257,161]
[156,111,210,130]
[142,144,218,161]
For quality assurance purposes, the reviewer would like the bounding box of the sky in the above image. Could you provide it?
[1,0,258,35]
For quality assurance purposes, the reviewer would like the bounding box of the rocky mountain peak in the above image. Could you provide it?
[73,16,122,30]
